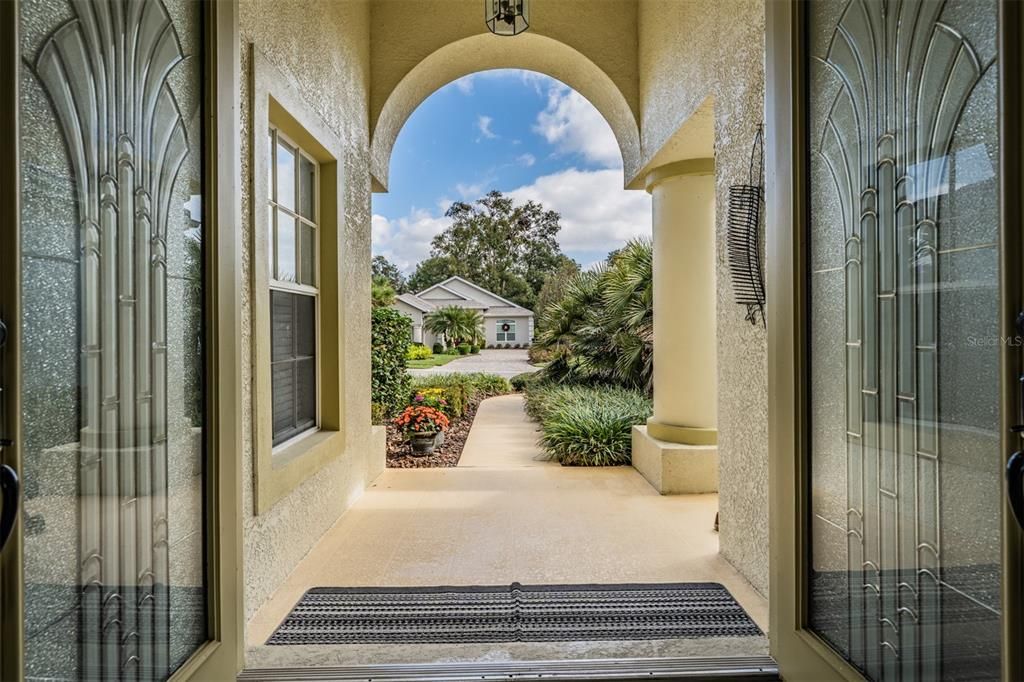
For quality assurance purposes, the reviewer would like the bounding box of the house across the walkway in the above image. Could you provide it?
[393,276,534,348]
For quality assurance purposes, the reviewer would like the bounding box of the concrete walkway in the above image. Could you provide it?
[247,394,768,667]
[458,394,551,468]
[409,348,536,378]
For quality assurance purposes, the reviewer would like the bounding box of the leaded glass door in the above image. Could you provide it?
[0,1,242,680]
[768,0,1024,680]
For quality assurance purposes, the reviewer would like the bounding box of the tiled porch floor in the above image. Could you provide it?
[246,395,768,666]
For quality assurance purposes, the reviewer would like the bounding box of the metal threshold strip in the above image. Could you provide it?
[237,655,779,681]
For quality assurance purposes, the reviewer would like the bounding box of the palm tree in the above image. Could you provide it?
[534,239,653,391]
[424,306,483,347]
[371,275,396,308]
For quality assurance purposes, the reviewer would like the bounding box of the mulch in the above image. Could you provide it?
[386,394,490,468]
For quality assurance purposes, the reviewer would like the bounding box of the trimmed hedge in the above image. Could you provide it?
[523,383,652,466]
[371,307,412,418]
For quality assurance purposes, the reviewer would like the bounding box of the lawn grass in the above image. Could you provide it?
[406,353,462,369]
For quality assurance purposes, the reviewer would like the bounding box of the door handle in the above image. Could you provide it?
[1008,451,1024,531]
[0,463,18,552]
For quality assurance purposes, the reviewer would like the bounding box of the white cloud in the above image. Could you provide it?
[518,70,550,95]
[371,210,453,272]
[476,114,497,140]
[452,74,475,94]
[533,84,621,168]
[516,153,536,167]
[507,168,650,254]
[455,181,486,199]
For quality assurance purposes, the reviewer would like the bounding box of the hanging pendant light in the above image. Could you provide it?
[485,0,529,36]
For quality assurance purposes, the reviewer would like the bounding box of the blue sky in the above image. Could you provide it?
[371,69,651,274]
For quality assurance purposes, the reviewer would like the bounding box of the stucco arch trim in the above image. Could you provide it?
[369,32,642,191]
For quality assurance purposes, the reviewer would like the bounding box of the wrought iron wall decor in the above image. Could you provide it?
[34,0,190,677]
[727,125,766,327]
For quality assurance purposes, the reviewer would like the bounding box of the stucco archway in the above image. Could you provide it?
[369,32,641,191]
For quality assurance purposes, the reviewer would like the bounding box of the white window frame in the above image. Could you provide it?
[496,318,517,342]
[268,125,321,450]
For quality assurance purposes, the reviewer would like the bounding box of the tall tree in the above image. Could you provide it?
[371,275,397,308]
[534,256,580,332]
[415,191,564,310]
[406,255,458,293]
[371,254,407,293]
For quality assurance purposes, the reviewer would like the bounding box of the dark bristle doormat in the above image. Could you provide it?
[266,582,763,645]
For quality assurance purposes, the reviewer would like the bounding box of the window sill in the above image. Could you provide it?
[255,428,345,514]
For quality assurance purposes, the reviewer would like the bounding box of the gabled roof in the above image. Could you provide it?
[395,292,435,312]
[411,275,534,316]
[418,276,522,309]
[418,282,474,302]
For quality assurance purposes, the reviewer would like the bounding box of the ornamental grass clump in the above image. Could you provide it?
[524,383,652,466]
[393,404,450,435]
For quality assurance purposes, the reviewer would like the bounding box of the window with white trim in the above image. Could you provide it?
[496,319,516,342]
[268,126,319,446]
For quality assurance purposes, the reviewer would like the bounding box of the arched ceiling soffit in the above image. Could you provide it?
[369,32,641,191]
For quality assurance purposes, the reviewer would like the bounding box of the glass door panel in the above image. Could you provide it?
[18,0,207,678]
[807,0,1001,680]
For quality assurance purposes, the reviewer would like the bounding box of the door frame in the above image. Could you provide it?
[0,1,244,679]
[766,0,1024,680]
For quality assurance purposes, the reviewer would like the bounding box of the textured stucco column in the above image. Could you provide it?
[648,159,717,444]
[632,158,718,494]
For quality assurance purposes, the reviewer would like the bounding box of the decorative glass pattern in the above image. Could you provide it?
[808,1,1001,680]
[20,0,207,678]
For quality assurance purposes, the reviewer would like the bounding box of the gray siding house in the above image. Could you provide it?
[392,276,534,348]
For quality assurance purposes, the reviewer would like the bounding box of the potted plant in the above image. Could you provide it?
[393,404,450,456]
[410,390,450,444]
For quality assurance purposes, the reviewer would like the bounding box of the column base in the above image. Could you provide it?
[646,417,717,445]
[631,425,718,494]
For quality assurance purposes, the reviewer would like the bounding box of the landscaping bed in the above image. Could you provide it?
[386,373,511,468]
[520,380,652,466]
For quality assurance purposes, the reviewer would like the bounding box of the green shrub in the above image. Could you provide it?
[533,239,653,390]
[411,373,512,416]
[406,344,433,360]
[528,344,556,365]
[523,383,652,466]
[410,379,469,417]
[470,345,480,354]
[370,402,388,425]
[457,343,471,355]
[371,307,412,417]
[510,371,542,391]
[432,342,444,354]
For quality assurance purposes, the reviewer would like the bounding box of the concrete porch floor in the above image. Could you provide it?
[246,395,768,667]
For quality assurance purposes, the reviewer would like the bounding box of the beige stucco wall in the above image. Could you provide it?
[638,0,769,597]
[239,0,381,627]
[236,0,768,628]
[368,0,641,186]
[485,316,532,347]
